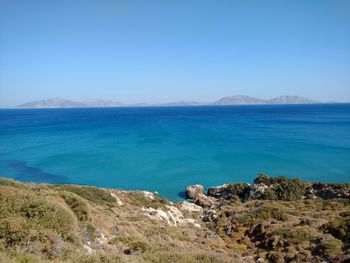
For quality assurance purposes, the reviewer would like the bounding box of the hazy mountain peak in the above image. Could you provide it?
[81,99,123,107]
[268,95,317,104]
[214,95,267,105]
[17,98,86,108]
[16,95,319,108]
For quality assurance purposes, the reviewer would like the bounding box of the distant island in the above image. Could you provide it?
[17,95,319,108]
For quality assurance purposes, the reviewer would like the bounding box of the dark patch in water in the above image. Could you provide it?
[177,191,186,199]
[5,160,69,184]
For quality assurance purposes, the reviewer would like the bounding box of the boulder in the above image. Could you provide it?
[250,183,268,199]
[194,193,216,208]
[185,184,204,199]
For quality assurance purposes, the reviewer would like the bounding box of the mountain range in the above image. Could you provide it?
[17,95,318,108]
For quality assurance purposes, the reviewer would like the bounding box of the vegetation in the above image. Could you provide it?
[52,185,116,205]
[0,176,349,262]
[254,173,308,201]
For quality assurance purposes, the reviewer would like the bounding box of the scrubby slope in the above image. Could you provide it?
[0,175,349,263]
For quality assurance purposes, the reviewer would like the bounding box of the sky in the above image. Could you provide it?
[0,0,349,107]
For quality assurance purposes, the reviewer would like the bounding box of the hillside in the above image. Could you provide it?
[16,95,319,108]
[0,174,349,263]
[17,98,87,108]
[268,96,317,104]
[17,98,123,108]
[213,95,266,105]
[214,95,317,105]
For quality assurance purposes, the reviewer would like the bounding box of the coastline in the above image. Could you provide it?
[1,174,349,262]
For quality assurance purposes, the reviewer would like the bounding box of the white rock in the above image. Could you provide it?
[250,183,268,199]
[180,201,203,213]
[141,205,201,228]
[184,218,201,228]
[83,244,94,254]
[110,193,124,206]
[96,232,108,244]
[142,191,155,200]
[141,207,172,225]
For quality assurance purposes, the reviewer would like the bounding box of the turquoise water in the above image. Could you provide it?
[0,104,349,200]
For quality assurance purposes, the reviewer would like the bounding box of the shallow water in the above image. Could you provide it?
[0,104,349,200]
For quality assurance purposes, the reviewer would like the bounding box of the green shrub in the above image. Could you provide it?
[53,185,115,205]
[109,235,150,254]
[20,198,76,241]
[313,235,343,258]
[0,178,27,189]
[60,191,90,221]
[0,217,28,246]
[255,174,307,201]
[0,186,77,247]
[127,191,169,209]
[272,226,319,246]
[70,253,122,263]
[323,213,350,242]
[238,203,286,226]
[142,250,232,263]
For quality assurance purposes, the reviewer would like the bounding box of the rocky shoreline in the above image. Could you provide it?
[0,174,349,262]
[186,173,350,205]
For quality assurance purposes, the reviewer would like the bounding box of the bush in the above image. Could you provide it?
[109,235,149,254]
[0,178,27,189]
[323,213,350,242]
[127,191,169,209]
[314,235,343,258]
[70,253,123,263]
[272,226,318,246]
[0,186,77,248]
[142,250,232,263]
[238,203,286,226]
[53,185,115,205]
[0,217,27,246]
[255,174,307,201]
[60,191,90,221]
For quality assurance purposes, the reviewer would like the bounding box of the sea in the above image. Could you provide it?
[0,104,349,200]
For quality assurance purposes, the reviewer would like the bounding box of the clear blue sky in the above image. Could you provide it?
[0,0,349,107]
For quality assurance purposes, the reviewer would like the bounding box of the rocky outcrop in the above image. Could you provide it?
[193,193,216,208]
[185,184,215,207]
[180,201,203,213]
[141,205,201,228]
[185,184,204,199]
[311,183,350,199]
[110,192,124,206]
[197,174,350,203]
[207,183,251,201]
[1,175,350,263]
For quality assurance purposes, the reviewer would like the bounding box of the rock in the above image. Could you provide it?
[110,192,124,206]
[242,256,255,263]
[142,191,157,200]
[83,243,94,254]
[207,183,251,201]
[180,201,203,213]
[224,224,237,236]
[185,184,204,199]
[141,205,201,227]
[250,183,268,199]
[312,183,350,199]
[202,209,219,223]
[184,218,201,228]
[194,193,216,207]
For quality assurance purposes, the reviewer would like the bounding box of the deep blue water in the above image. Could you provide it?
[0,104,349,200]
